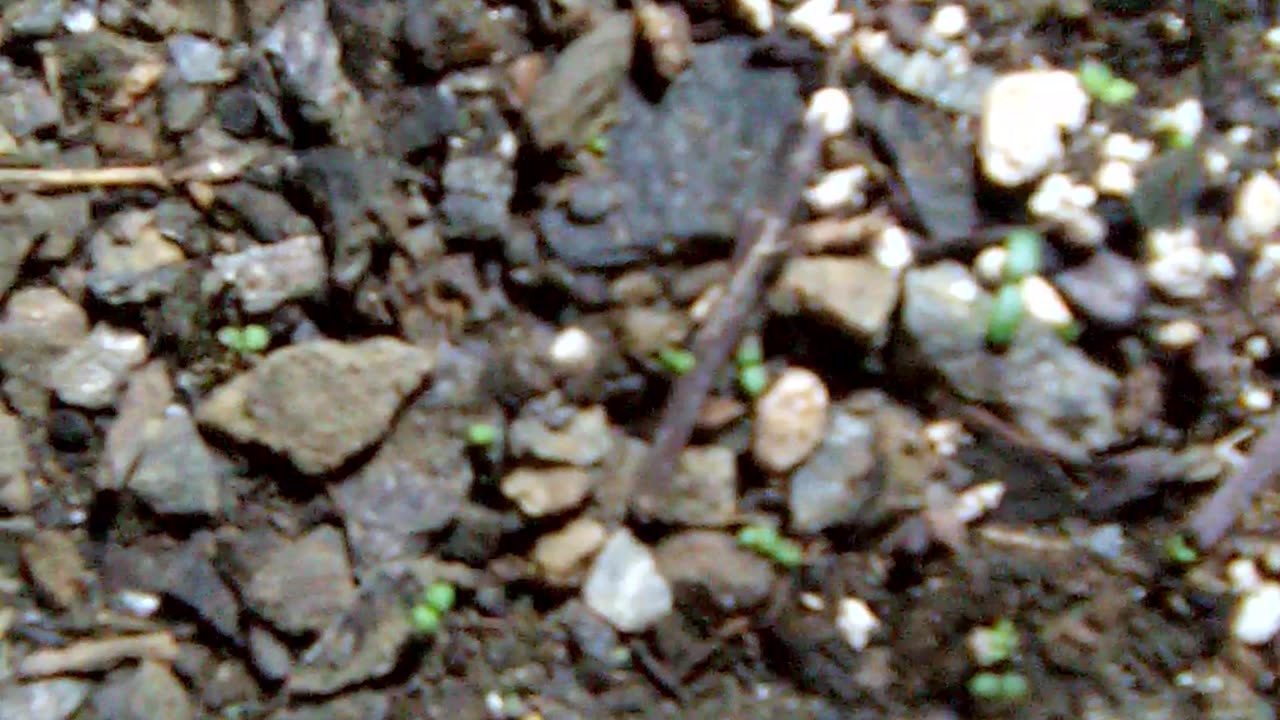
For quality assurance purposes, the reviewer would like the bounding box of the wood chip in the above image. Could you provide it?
[18,632,179,677]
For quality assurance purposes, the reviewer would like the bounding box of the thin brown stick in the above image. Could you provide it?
[631,102,828,519]
[1189,412,1280,549]
[0,165,170,189]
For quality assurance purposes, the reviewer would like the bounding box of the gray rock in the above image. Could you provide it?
[245,525,356,635]
[160,81,209,134]
[196,338,435,476]
[0,76,61,137]
[48,324,149,409]
[770,256,900,347]
[21,529,87,610]
[261,0,372,147]
[206,234,327,314]
[330,402,473,566]
[0,287,89,401]
[1054,251,1148,329]
[0,406,32,513]
[655,531,775,612]
[501,466,594,517]
[440,154,515,242]
[582,529,672,633]
[270,692,391,720]
[901,261,1120,460]
[126,405,224,516]
[166,34,227,84]
[99,360,173,491]
[86,210,186,292]
[509,402,613,466]
[0,205,38,300]
[102,535,241,639]
[248,624,293,682]
[0,678,90,720]
[92,661,193,720]
[635,445,737,527]
[789,409,877,533]
[3,0,66,38]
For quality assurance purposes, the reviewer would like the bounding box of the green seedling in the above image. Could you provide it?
[585,134,609,156]
[968,671,1029,702]
[466,422,498,447]
[1078,59,1137,105]
[987,283,1025,348]
[410,581,458,636]
[658,347,696,375]
[738,363,769,398]
[736,336,764,368]
[1164,533,1198,565]
[971,618,1020,666]
[737,524,804,567]
[216,324,271,355]
[1002,229,1043,283]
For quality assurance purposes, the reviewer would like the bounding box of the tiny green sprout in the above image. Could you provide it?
[737,524,804,567]
[1056,320,1082,344]
[1002,229,1043,283]
[216,325,241,350]
[586,134,609,156]
[968,671,1028,702]
[658,347,696,375]
[737,523,779,548]
[424,581,456,614]
[1164,533,1198,565]
[1078,59,1137,105]
[739,364,769,398]
[240,324,270,353]
[410,603,442,635]
[736,336,764,368]
[769,538,805,568]
[466,422,498,447]
[987,283,1025,349]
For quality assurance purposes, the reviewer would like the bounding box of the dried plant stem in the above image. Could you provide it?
[0,165,170,189]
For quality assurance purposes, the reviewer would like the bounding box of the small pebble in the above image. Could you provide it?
[753,367,829,474]
[736,0,774,33]
[1152,319,1203,350]
[788,0,855,48]
[836,597,880,651]
[1019,275,1074,329]
[804,166,868,213]
[550,326,597,374]
[806,87,854,137]
[583,530,673,633]
[1152,98,1204,143]
[1095,160,1136,196]
[1233,582,1280,645]
[979,70,1090,187]
[928,4,967,40]
[1145,227,1212,300]
[1227,171,1280,250]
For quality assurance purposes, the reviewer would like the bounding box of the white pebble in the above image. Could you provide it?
[1095,160,1136,196]
[1266,25,1280,50]
[1233,582,1280,645]
[979,70,1090,187]
[928,4,968,40]
[753,367,830,474]
[1227,125,1254,146]
[1145,227,1211,300]
[1020,275,1074,328]
[1029,173,1095,219]
[873,224,914,272]
[1228,558,1262,592]
[1240,384,1273,413]
[583,530,673,633]
[737,0,774,33]
[1152,98,1204,143]
[1102,133,1154,163]
[550,326,596,373]
[1227,171,1280,250]
[807,87,854,137]
[804,165,868,213]
[788,0,855,47]
[836,597,880,651]
[1152,319,1202,350]
[973,245,1008,287]
[952,481,1005,524]
[1245,335,1271,360]
[1204,149,1231,182]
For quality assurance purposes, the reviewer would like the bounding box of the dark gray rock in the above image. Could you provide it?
[1054,251,1148,329]
[440,154,515,242]
[92,662,193,720]
[789,409,877,533]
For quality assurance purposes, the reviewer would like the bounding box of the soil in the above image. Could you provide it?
[1,1,1280,719]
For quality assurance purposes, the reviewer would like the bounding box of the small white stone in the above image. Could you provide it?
[953,481,1005,524]
[737,0,774,34]
[804,165,868,213]
[973,245,1008,287]
[550,326,596,373]
[1233,582,1280,645]
[1145,227,1211,300]
[979,70,1090,187]
[928,4,968,40]
[836,597,880,651]
[1029,173,1087,218]
[1102,133,1154,163]
[1240,384,1272,413]
[753,367,830,474]
[1095,160,1136,196]
[1244,335,1271,360]
[807,87,854,137]
[873,225,914,272]
[1266,25,1280,50]
[1152,319,1202,350]
[1227,125,1255,146]
[788,0,855,47]
[1228,558,1262,592]
[1206,251,1236,279]
[1152,98,1204,143]
[924,419,969,457]
[1227,171,1280,250]
[1019,275,1074,328]
[1204,149,1231,182]
[583,530,673,633]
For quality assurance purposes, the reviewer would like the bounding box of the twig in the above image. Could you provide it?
[0,166,171,189]
[1189,412,1280,549]
[631,98,828,519]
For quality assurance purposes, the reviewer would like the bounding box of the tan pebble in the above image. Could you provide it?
[534,518,608,579]
[752,367,829,473]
